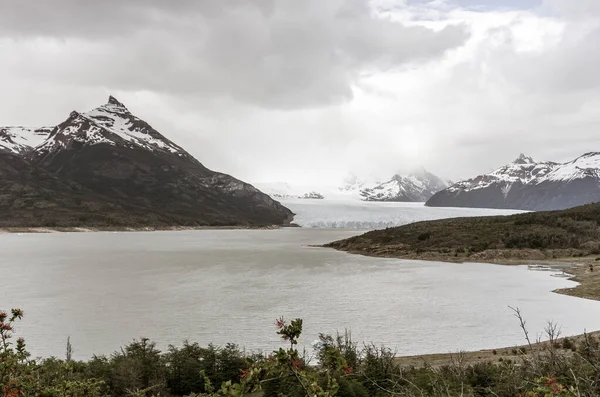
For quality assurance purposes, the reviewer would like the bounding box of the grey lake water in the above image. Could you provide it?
[3,226,600,360]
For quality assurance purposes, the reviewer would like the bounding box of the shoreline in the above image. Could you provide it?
[326,245,600,302]
[394,329,600,367]
[0,224,301,234]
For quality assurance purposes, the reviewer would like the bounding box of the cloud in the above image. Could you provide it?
[0,0,468,109]
[1,0,600,186]
[543,0,600,18]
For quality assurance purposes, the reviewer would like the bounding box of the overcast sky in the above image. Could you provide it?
[1,0,599,185]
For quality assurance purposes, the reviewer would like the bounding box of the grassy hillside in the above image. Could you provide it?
[326,202,600,261]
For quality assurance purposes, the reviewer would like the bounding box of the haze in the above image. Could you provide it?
[0,0,598,185]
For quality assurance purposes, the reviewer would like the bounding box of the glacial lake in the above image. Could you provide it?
[3,226,600,360]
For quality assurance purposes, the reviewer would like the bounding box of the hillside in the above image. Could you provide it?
[426,153,600,211]
[326,202,600,261]
[0,96,294,228]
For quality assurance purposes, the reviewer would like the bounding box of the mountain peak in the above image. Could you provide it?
[106,95,128,110]
[513,153,535,164]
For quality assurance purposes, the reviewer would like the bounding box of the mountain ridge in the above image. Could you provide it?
[426,153,600,211]
[0,96,294,227]
[360,168,450,202]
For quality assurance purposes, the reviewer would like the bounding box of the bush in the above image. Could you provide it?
[417,232,432,241]
[7,309,600,397]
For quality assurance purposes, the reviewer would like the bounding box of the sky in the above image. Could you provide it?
[0,0,599,186]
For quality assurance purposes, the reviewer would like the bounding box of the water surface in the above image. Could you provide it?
[2,228,599,360]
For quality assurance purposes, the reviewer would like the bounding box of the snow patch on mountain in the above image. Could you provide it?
[256,169,449,203]
[538,152,600,183]
[427,152,600,211]
[361,168,449,202]
[0,126,53,154]
[4,96,187,158]
[82,97,183,154]
[447,154,557,193]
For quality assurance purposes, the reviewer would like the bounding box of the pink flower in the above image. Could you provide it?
[275,317,285,329]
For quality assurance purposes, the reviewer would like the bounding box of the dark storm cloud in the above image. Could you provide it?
[0,0,468,109]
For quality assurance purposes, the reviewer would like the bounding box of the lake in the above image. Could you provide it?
[2,227,600,361]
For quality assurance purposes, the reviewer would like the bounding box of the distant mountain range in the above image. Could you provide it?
[257,168,449,203]
[252,182,327,200]
[0,96,294,228]
[427,153,600,211]
[360,168,451,202]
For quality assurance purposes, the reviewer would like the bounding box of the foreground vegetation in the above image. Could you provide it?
[4,310,600,397]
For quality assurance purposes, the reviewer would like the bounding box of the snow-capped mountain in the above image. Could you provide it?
[426,153,600,211]
[0,96,294,227]
[0,126,53,155]
[35,96,188,158]
[339,174,369,194]
[360,168,449,202]
[252,182,326,200]
[539,152,600,183]
[256,169,449,203]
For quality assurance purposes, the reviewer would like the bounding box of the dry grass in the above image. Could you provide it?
[395,330,600,368]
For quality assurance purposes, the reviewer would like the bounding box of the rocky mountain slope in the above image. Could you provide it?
[0,126,52,155]
[426,153,600,211]
[0,96,293,228]
[360,168,449,202]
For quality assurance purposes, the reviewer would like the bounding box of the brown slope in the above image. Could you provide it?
[326,203,600,260]
[0,151,185,228]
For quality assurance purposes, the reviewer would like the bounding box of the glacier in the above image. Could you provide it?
[282,199,525,229]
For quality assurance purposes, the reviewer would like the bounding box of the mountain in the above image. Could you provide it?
[338,174,369,195]
[253,182,326,200]
[360,168,449,202]
[0,126,53,155]
[255,169,448,203]
[326,201,600,261]
[426,153,600,211]
[0,96,294,228]
[0,150,192,228]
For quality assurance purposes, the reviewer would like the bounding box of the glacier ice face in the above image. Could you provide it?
[283,199,525,229]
